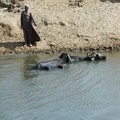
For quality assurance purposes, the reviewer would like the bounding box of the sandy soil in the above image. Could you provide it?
[0,0,120,54]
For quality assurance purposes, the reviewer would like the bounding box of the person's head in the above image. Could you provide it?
[25,4,29,12]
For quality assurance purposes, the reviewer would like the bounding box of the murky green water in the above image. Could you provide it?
[0,52,120,120]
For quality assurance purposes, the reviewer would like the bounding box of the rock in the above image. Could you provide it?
[43,19,48,26]
[59,22,66,26]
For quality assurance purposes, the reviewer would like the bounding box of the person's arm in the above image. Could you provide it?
[30,13,37,26]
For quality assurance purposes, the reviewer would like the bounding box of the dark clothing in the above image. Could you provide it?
[21,11,40,44]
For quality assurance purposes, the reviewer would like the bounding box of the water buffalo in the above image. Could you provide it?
[32,53,72,70]
[83,52,106,61]
[69,53,106,62]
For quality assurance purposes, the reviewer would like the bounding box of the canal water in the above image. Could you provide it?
[0,51,120,120]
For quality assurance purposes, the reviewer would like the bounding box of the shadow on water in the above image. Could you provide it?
[23,55,39,80]
[100,0,120,3]
[0,42,24,49]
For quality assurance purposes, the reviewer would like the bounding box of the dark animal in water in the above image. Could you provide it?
[83,52,106,61]
[32,52,106,70]
[32,53,72,70]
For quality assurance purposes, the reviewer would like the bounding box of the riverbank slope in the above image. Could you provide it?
[0,0,120,54]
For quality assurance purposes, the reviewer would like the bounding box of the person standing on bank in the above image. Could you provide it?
[21,4,40,47]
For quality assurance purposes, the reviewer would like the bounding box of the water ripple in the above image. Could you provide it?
[1,52,120,120]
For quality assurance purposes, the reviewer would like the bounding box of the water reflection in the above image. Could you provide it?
[23,55,39,80]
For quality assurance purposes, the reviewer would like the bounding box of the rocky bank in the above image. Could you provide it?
[0,0,120,54]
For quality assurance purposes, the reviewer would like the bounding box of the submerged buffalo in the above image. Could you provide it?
[83,52,106,61]
[68,52,106,62]
[32,53,72,70]
[32,52,106,70]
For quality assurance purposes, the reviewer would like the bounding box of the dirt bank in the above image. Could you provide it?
[0,0,120,54]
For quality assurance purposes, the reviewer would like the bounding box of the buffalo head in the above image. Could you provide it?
[59,53,72,63]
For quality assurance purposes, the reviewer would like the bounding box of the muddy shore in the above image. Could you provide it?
[0,0,120,54]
